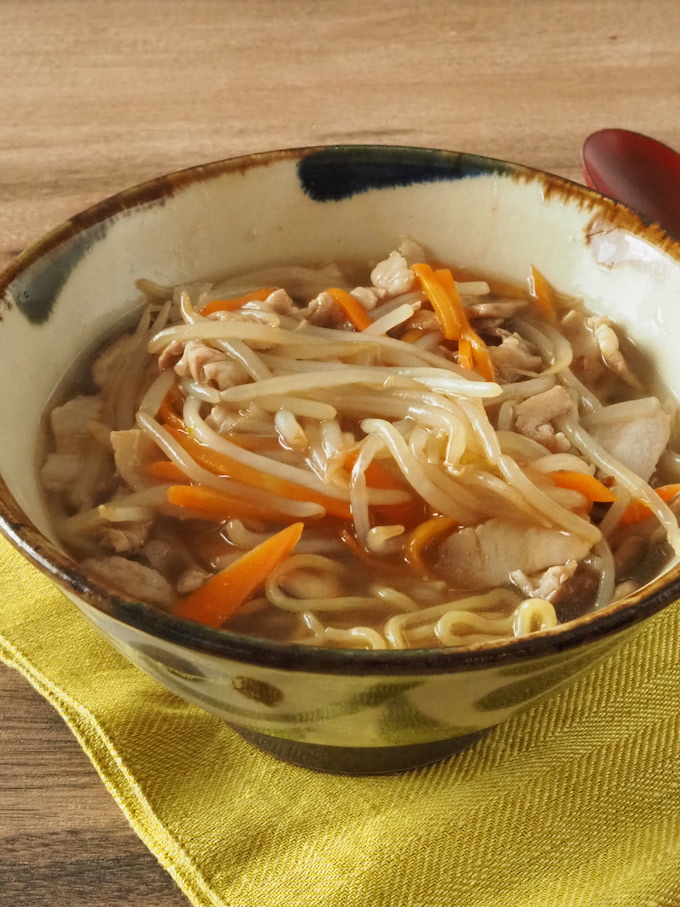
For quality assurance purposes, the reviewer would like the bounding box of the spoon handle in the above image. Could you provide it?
[582,128,680,239]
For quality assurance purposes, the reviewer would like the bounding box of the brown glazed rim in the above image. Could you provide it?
[2,144,680,676]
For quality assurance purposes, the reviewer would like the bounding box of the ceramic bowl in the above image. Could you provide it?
[2,145,680,775]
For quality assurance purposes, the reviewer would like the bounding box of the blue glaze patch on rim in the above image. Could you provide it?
[297,146,507,202]
[9,221,108,325]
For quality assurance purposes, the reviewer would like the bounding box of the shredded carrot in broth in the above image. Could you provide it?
[166,484,296,523]
[400,328,426,343]
[435,269,495,381]
[326,287,373,331]
[145,460,190,484]
[464,327,495,382]
[338,527,415,574]
[457,335,475,372]
[412,263,495,380]
[620,484,680,526]
[548,471,617,503]
[160,393,280,451]
[221,435,282,452]
[200,288,278,317]
[344,450,404,491]
[411,263,465,340]
[529,265,559,326]
[174,523,304,627]
[433,268,470,334]
[405,516,457,575]
[343,451,422,525]
[339,527,387,567]
[449,267,527,299]
[166,423,354,520]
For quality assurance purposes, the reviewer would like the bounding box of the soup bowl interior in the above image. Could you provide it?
[2,145,680,774]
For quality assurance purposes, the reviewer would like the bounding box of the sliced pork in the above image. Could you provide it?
[514,385,576,452]
[437,518,593,589]
[370,251,416,296]
[489,331,543,382]
[510,560,579,602]
[97,521,152,555]
[583,399,670,481]
[111,429,159,491]
[174,339,244,391]
[50,396,103,454]
[82,555,177,608]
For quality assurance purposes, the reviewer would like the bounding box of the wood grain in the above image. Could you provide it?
[1,0,679,902]
[0,668,188,906]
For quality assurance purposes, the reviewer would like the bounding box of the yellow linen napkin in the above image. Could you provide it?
[2,533,680,907]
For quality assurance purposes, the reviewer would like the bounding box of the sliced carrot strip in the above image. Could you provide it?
[159,397,280,452]
[377,504,422,527]
[465,329,495,381]
[326,287,373,331]
[548,471,617,503]
[174,523,304,627]
[437,269,495,380]
[145,460,191,484]
[344,450,402,491]
[400,328,425,344]
[339,528,392,570]
[529,265,559,326]
[619,483,680,526]
[167,484,293,522]
[160,405,185,430]
[158,379,185,422]
[457,335,474,372]
[200,288,278,317]
[434,268,470,332]
[159,387,185,429]
[364,461,403,491]
[411,263,466,340]
[166,424,353,520]
[343,450,420,524]
[405,515,457,575]
[159,385,281,454]
[414,266,494,380]
[222,435,282,452]
[448,267,526,299]
[653,482,680,502]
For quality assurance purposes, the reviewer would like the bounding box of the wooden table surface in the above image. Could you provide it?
[1,1,679,903]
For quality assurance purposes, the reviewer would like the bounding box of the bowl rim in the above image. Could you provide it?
[2,142,680,676]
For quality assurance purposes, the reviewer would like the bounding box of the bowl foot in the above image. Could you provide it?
[228,724,493,774]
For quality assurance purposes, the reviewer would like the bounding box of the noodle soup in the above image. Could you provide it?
[41,241,680,650]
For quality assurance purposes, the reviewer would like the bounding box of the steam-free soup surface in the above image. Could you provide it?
[41,240,680,649]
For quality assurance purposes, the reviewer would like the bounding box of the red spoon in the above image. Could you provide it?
[582,128,680,238]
